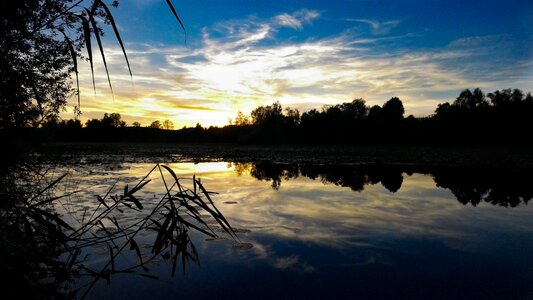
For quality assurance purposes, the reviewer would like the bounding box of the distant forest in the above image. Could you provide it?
[15,87,533,146]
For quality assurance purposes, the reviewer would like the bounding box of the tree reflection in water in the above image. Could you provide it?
[234,162,532,207]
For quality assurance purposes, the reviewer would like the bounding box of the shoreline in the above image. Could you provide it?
[37,142,533,169]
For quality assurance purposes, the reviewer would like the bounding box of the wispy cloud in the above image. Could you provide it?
[275,9,320,30]
[347,18,401,35]
[66,10,533,126]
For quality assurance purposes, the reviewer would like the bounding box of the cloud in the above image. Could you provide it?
[447,35,500,48]
[66,10,533,126]
[348,19,401,35]
[275,9,320,30]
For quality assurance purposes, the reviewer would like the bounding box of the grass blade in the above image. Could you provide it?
[160,165,180,185]
[96,195,109,208]
[86,8,113,97]
[29,173,67,203]
[129,179,151,195]
[165,0,186,37]
[60,30,80,108]
[126,195,143,210]
[108,243,115,271]
[77,14,95,93]
[99,0,132,78]
[33,207,74,231]
[129,238,144,265]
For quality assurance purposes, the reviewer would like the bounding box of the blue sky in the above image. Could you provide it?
[69,0,533,127]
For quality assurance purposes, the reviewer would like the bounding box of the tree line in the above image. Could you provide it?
[24,87,533,146]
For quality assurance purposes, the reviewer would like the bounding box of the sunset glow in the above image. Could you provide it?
[63,1,533,127]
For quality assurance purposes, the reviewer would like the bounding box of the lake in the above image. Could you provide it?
[44,149,532,299]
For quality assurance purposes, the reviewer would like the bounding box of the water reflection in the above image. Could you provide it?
[233,162,532,207]
[49,161,533,299]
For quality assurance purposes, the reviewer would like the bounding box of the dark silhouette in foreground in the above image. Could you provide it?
[0,163,240,299]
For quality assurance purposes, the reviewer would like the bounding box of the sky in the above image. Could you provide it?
[66,0,533,127]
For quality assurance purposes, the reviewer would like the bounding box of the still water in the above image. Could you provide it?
[53,161,532,299]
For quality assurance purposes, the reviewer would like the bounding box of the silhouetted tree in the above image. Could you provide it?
[0,0,184,129]
[0,1,72,128]
[149,120,162,129]
[251,101,283,125]
[31,87,533,146]
[342,98,368,120]
[162,120,174,130]
[132,121,141,127]
[233,111,251,126]
[382,97,404,120]
[487,89,512,106]
[454,88,487,109]
[284,107,301,125]
[85,118,102,129]
[367,105,383,121]
[101,113,126,128]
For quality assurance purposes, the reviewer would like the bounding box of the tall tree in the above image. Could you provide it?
[0,0,184,129]
[382,97,404,120]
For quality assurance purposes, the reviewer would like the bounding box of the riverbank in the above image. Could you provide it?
[38,142,533,169]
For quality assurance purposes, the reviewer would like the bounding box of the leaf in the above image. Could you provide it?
[165,0,186,36]
[86,8,114,96]
[22,216,36,247]
[195,179,237,238]
[129,179,151,195]
[96,195,109,208]
[160,165,180,185]
[152,212,172,253]
[190,240,200,266]
[31,191,77,208]
[60,30,80,108]
[77,14,95,93]
[126,195,143,210]
[33,207,74,231]
[30,210,63,235]
[67,248,81,269]
[109,216,121,231]
[29,173,67,203]
[176,214,216,238]
[108,244,115,271]
[98,0,132,77]
[129,238,144,265]
[97,220,112,237]
[193,174,196,194]
[90,0,101,15]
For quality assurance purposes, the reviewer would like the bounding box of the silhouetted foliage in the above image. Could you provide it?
[29,87,533,146]
[232,111,252,126]
[431,88,533,146]
[149,120,162,129]
[0,0,185,130]
[162,119,174,130]
[382,97,405,120]
[0,161,240,298]
[85,113,125,129]
[0,1,73,128]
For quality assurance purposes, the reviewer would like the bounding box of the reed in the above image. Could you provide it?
[0,163,241,299]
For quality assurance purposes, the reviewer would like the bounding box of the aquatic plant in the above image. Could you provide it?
[0,163,241,299]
